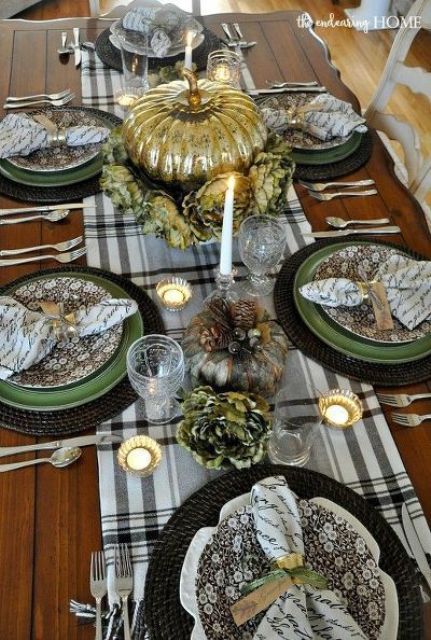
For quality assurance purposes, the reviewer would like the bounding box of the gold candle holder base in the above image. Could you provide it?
[318,389,363,429]
[117,435,162,477]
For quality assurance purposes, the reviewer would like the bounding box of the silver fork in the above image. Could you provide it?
[308,189,378,201]
[0,235,82,256]
[90,551,107,640]
[5,88,71,102]
[392,413,431,427]
[0,246,86,267]
[3,93,74,110]
[114,544,133,640]
[299,179,375,191]
[377,392,431,407]
[220,22,256,49]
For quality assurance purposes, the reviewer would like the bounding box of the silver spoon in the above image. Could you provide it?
[0,210,70,225]
[0,446,82,472]
[326,216,391,229]
[57,31,70,55]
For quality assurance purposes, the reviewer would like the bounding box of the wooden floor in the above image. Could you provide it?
[16,0,431,174]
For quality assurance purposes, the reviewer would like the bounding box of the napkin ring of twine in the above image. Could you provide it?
[39,301,78,341]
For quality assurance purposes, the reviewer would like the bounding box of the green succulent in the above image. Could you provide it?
[177,385,271,470]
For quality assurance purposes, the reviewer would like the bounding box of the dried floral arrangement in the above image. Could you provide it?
[176,385,271,470]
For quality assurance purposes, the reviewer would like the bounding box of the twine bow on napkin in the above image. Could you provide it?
[261,94,368,141]
[0,113,110,159]
[0,296,138,380]
[231,476,367,639]
[300,252,431,330]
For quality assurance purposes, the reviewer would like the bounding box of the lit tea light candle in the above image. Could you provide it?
[116,93,138,107]
[117,435,162,477]
[184,31,193,69]
[318,389,363,429]
[219,175,235,276]
[156,277,192,311]
[213,62,232,83]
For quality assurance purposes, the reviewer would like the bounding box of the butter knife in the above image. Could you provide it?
[402,503,431,591]
[247,87,326,95]
[304,226,401,238]
[0,203,95,216]
[72,27,81,67]
[0,433,122,459]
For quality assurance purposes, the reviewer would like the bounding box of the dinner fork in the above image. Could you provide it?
[299,179,375,191]
[90,551,107,640]
[3,93,74,110]
[0,236,83,256]
[392,413,431,427]
[308,188,378,201]
[5,89,71,103]
[220,22,256,49]
[377,392,431,407]
[114,544,133,640]
[0,246,86,267]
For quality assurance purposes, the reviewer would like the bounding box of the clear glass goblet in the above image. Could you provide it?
[238,215,286,296]
[127,335,184,424]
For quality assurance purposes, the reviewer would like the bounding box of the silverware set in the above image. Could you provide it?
[57,29,95,58]
[89,544,133,640]
[3,88,74,110]
[377,392,431,428]
[220,22,256,50]
[299,178,378,201]
[401,503,431,592]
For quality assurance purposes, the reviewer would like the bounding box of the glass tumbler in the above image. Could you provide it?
[238,215,286,296]
[207,49,241,88]
[127,335,184,424]
[115,30,149,107]
[267,388,321,466]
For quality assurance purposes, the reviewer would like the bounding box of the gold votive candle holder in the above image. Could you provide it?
[117,435,162,477]
[156,277,192,311]
[318,389,363,429]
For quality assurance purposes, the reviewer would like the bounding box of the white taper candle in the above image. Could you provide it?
[219,175,235,276]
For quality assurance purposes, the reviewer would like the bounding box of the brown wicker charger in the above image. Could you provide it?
[95,26,224,73]
[141,465,422,640]
[0,108,122,204]
[0,266,164,437]
[273,238,431,386]
[294,130,373,181]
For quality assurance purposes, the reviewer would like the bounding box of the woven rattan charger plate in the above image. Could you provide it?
[273,238,431,386]
[95,25,224,73]
[0,108,121,204]
[0,266,164,436]
[141,465,422,640]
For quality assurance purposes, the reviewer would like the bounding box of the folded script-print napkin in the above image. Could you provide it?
[261,94,367,141]
[251,476,367,639]
[0,113,109,159]
[300,252,431,330]
[122,4,185,56]
[0,296,138,379]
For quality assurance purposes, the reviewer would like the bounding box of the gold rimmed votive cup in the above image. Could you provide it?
[156,277,192,312]
[117,435,162,477]
[318,389,363,429]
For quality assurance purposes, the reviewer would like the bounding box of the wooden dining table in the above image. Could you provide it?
[0,11,430,639]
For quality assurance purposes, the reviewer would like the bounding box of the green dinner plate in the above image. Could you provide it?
[0,152,103,187]
[293,240,431,364]
[0,272,143,410]
[292,131,363,165]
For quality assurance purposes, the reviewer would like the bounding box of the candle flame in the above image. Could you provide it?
[227,175,236,191]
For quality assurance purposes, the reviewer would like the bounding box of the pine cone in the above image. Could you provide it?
[205,296,232,329]
[230,300,258,330]
[199,324,232,352]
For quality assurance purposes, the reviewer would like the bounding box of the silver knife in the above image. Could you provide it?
[402,503,431,591]
[304,226,401,238]
[0,203,96,216]
[247,87,326,95]
[0,433,123,459]
[72,27,81,67]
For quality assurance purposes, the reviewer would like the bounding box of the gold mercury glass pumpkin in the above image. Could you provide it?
[122,69,268,189]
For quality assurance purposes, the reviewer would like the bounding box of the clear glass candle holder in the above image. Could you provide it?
[114,29,149,108]
[207,49,241,88]
[127,335,184,424]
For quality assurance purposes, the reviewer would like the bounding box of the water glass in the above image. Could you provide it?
[207,49,241,88]
[127,335,184,424]
[238,215,286,296]
[268,388,321,466]
[115,30,149,107]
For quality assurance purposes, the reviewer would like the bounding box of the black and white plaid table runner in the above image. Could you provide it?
[80,48,430,636]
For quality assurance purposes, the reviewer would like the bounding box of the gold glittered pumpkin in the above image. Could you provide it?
[122,69,268,189]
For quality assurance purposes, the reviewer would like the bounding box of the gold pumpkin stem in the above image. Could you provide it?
[182,68,202,109]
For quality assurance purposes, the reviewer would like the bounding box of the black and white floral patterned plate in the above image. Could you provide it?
[314,244,431,343]
[180,494,398,640]
[256,93,353,151]
[7,109,106,173]
[8,277,123,389]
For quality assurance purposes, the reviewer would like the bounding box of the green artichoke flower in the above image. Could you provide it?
[100,164,147,215]
[177,386,271,470]
[143,192,193,250]
[101,126,129,165]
